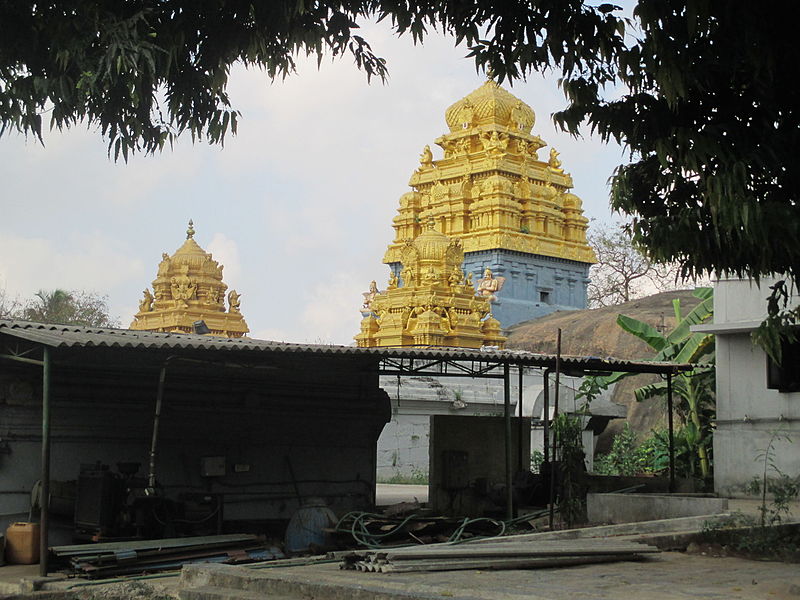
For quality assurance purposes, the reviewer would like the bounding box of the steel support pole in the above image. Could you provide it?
[149,363,168,491]
[39,346,51,577]
[517,366,524,472]
[548,330,563,530]
[667,373,676,493]
[503,363,513,520]
[542,369,551,465]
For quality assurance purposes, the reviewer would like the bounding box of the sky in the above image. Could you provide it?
[0,21,629,345]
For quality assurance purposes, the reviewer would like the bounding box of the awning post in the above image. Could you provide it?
[667,373,675,493]
[40,346,51,577]
[503,363,513,520]
[517,366,524,472]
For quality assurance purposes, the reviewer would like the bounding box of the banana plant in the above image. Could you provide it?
[579,287,716,478]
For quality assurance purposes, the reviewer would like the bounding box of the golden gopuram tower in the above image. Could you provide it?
[130,221,249,337]
[355,219,506,348]
[382,80,596,328]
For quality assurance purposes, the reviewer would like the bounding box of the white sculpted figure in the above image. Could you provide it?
[476,268,506,301]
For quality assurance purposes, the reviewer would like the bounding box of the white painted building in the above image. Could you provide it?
[693,277,800,497]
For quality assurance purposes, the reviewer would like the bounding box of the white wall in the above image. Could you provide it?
[710,277,800,497]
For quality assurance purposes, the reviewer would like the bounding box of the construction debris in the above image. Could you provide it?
[51,534,283,578]
[339,539,658,573]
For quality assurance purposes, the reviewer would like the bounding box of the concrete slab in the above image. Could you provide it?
[179,553,800,600]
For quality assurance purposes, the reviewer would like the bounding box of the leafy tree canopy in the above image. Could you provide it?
[2,1,798,297]
[2,288,120,328]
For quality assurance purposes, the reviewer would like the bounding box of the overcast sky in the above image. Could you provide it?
[0,21,628,344]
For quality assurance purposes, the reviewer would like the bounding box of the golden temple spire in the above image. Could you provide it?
[383,80,595,266]
[130,222,249,338]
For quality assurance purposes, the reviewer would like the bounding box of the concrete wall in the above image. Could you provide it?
[587,493,728,524]
[376,376,511,481]
[378,373,623,480]
[428,415,531,516]
[709,277,800,497]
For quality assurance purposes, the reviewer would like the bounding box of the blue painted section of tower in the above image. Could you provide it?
[389,249,591,329]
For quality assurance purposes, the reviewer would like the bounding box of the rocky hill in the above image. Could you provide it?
[505,289,705,450]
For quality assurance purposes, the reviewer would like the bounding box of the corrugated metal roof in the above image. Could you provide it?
[0,319,694,374]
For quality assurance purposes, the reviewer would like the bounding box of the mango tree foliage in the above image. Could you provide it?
[0,0,621,160]
[2,2,798,301]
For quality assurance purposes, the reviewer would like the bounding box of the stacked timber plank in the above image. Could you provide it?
[51,534,283,578]
[340,539,658,573]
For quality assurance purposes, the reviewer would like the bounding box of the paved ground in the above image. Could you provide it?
[376,484,428,506]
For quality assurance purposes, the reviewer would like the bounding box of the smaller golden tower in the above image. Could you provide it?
[355,220,506,349]
[130,220,249,337]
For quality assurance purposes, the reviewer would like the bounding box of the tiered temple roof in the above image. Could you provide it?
[130,221,248,337]
[355,220,506,349]
[383,80,595,266]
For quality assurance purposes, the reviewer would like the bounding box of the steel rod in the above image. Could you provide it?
[0,353,45,366]
[503,363,513,520]
[667,373,675,493]
[517,366,524,472]
[549,329,562,529]
[149,362,169,491]
[39,346,51,577]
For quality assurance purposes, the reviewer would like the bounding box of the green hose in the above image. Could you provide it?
[335,509,551,549]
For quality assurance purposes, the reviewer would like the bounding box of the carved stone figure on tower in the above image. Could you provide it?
[362,280,380,310]
[457,100,474,129]
[227,289,241,314]
[476,268,506,301]
[419,145,433,169]
[549,147,563,172]
[139,289,154,312]
[171,266,196,308]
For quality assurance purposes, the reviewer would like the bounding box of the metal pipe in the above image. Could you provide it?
[148,361,170,492]
[667,373,675,493]
[517,366,524,472]
[39,346,50,577]
[542,369,551,465]
[0,353,44,366]
[503,363,513,520]
[548,329,562,529]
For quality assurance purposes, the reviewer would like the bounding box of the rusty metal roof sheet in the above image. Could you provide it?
[0,319,694,374]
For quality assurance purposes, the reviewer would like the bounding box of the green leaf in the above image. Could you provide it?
[617,313,668,351]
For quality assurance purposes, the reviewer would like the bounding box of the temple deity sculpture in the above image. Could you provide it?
[170,266,197,308]
[227,289,241,314]
[362,280,380,310]
[419,145,433,169]
[548,147,563,171]
[457,99,474,129]
[476,268,506,301]
[387,272,398,290]
[139,289,154,312]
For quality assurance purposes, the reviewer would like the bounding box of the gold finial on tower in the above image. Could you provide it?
[187,219,195,239]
